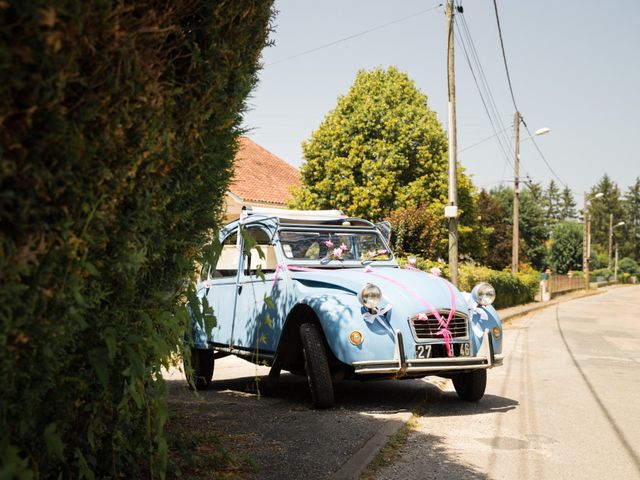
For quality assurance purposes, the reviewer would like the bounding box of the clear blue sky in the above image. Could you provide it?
[242,0,640,199]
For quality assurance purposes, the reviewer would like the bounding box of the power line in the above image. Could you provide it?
[458,125,510,152]
[453,6,514,170]
[491,0,518,112]
[267,4,443,66]
[455,9,513,159]
[522,120,567,188]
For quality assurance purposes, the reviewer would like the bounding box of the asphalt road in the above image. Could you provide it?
[373,285,640,480]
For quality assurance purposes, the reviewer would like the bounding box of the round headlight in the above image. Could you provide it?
[358,283,382,310]
[472,282,496,306]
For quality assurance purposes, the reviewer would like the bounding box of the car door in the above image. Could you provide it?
[199,229,241,348]
[232,224,285,357]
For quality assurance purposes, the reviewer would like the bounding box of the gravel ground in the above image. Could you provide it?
[165,358,435,479]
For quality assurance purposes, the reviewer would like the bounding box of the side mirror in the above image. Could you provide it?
[375,221,392,244]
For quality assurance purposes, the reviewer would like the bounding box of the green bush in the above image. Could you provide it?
[591,268,612,280]
[618,257,639,275]
[549,221,583,274]
[395,257,539,309]
[0,1,273,477]
[386,206,445,259]
[459,264,539,309]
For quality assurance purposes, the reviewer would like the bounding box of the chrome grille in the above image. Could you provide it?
[409,310,468,340]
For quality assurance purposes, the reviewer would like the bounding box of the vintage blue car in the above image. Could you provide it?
[186,207,503,408]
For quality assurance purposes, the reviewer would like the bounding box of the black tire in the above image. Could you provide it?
[185,347,214,390]
[452,369,487,402]
[300,323,334,409]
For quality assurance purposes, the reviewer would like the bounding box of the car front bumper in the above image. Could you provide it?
[352,329,503,376]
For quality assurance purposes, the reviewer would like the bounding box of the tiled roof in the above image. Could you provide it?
[229,137,301,206]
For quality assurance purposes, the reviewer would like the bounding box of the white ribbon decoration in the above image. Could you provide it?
[363,304,394,335]
[462,291,489,321]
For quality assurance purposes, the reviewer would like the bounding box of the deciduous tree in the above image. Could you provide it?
[489,186,548,270]
[291,66,484,260]
[476,189,511,269]
[549,221,583,274]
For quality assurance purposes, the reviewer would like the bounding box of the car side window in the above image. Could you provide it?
[243,227,277,276]
[211,232,239,278]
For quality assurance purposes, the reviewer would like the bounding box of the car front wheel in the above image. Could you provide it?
[452,369,486,402]
[185,347,214,390]
[300,323,334,409]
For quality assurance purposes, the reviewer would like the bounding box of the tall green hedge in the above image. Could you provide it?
[0,1,273,477]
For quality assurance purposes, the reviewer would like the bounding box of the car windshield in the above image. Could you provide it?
[279,229,391,263]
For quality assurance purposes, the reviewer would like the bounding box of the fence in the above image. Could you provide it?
[548,274,584,295]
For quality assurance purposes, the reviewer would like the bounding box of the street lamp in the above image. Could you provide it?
[608,217,625,270]
[582,192,604,289]
[512,124,550,273]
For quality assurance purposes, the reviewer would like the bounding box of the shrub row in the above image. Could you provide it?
[0,1,273,477]
[397,256,539,309]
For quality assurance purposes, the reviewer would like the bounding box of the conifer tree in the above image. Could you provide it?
[559,185,578,220]
[544,180,562,225]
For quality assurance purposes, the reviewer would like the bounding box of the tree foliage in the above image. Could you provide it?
[386,205,443,258]
[544,180,562,226]
[621,177,640,259]
[489,186,548,270]
[290,66,485,260]
[618,257,639,275]
[588,174,624,254]
[475,189,511,269]
[549,221,583,274]
[559,185,578,221]
[0,1,273,477]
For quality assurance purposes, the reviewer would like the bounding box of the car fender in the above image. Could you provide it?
[297,292,399,365]
[467,304,502,355]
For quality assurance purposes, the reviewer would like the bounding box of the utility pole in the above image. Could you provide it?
[511,111,520,274]
[582,193,590,290]
[608,213,613,270]
[614,243,619,282]
[445,0,459,286]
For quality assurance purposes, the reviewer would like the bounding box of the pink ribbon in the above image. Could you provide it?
[271,263,457,357]
[367,270,456,357]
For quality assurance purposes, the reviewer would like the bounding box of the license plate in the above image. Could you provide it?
[459,342,471,356]
[415,342,471,358]
[415,344,432,359]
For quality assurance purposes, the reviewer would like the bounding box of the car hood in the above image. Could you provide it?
[288,266,470,314]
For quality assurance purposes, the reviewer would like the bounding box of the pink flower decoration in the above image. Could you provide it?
[377,249,387,255]
[430,267,442,277]
[325,240,334,248]
[364,265,373,272]
[407,257,417,266]
[332,247,343,258]
[340,243,348,251]
[417,313,429,321]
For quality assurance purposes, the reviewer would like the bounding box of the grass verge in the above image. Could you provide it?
[166,413,259,479]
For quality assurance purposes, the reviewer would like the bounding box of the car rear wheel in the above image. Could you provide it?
[185,347,214,390]
[452,369,486,402]
[300,323,334,409]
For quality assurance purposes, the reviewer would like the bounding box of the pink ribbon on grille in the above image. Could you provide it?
[272,263,457,357]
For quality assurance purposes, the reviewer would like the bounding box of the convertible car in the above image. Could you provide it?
[186,207,503,408]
